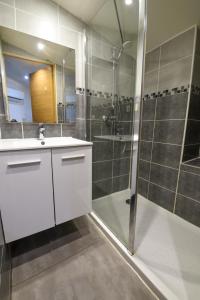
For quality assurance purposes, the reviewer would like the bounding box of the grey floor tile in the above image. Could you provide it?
[11,217,156,300]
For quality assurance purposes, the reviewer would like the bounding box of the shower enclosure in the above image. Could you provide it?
[86,0,146,251]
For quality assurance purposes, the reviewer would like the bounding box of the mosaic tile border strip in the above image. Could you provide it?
[143,85,189,101]
[76,87,134,101]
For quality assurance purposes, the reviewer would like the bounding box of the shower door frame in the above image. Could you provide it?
[88,0,147,255]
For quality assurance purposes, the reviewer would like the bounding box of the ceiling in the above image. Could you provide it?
[53,0,200,51]
[53,0,139,47]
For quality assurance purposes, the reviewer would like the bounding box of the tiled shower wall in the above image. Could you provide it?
[138,26,200,227]
[0,0,86,139]
[176,28,200,227]
[86,30,135,199]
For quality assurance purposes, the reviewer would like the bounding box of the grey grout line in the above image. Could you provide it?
[139,178,176,194]
[173,25,197,214]
[140,139,182,146]
[93,156,130,164]
[93,173,129,184]
[142,119,186,122]
[183,156,200,164]
[177,192,200,205]
[180,168,200,178]
[139,158,179,171]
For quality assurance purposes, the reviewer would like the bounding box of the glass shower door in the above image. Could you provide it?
[86,0,145,248]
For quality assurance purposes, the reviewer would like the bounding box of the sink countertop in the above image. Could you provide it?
[0,137,92,152]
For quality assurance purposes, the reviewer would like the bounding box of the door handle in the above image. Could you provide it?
[7,160,41,167]
[61,154,85,161]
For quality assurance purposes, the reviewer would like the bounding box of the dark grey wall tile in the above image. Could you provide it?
[91,120,102,140]
[160,28,194,67]
[93,141,113,162]
[141,121,154,141]
[113,158,130,177]
[188,94,200,120]
[1,123,22,139]
[23,123,39,138]
[139,141,152,161]
[150,163,178,191]
[145,48,160,73]
[118,101,134,122]
[152,142,181,168]
[181,162,200,176]
[148,183,175,211]
[101,122,112,136]
[142,99,156,120]
[75,119,86,139]
[44,124,61,137]
[112,175,129,193]
[143,70,158,95]
[158,56,192,92]
[175,194,200,227]
[137,178,148,198]
[138,160,150,180]
[62,123,76,137]
[92,178,112,199]
[154,120,185,145]
[92,161,112,182]
[184,120,200,145]
[156,93,188,120]
[114,141,131,159]
[90,96,112,120]
[76,95,85,119]
[183,144,200,162]
[178,170,200,202]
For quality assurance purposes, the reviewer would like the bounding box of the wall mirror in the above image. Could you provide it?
[0,26,76,123]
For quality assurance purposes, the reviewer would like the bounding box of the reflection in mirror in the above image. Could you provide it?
[0,26,76,123]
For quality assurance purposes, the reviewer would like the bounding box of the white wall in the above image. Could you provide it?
[0,0,86,88]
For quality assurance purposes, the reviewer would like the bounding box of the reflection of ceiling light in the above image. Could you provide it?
[37,42,45,50]
[125,0,133,5]
[24,75,29,80]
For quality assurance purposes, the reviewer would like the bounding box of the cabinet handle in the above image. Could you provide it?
[7,160,41,167]
[62,154,85,161]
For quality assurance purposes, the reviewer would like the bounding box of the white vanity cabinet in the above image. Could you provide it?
[0,149,55,243]
[52,146,92,225]
[0,138,92,243]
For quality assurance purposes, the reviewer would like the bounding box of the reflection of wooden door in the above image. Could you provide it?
[30,66,56,123]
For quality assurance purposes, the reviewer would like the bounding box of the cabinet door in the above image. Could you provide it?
[52,147,92,225]
[0,149,55,243]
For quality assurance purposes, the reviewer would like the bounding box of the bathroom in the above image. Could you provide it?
[0,0,200,299]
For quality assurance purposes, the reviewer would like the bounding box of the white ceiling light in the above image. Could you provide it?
[125,0,133,5]
[37,42,45,50]
[24,75,29,80]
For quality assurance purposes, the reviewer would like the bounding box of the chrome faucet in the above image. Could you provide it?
[38,124,45,140]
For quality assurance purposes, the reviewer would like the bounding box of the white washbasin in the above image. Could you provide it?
[0,137,92,151]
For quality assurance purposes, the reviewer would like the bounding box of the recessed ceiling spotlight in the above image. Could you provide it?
[37,42,45,50]
[125,0,133,5]
[24,75,29,80]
